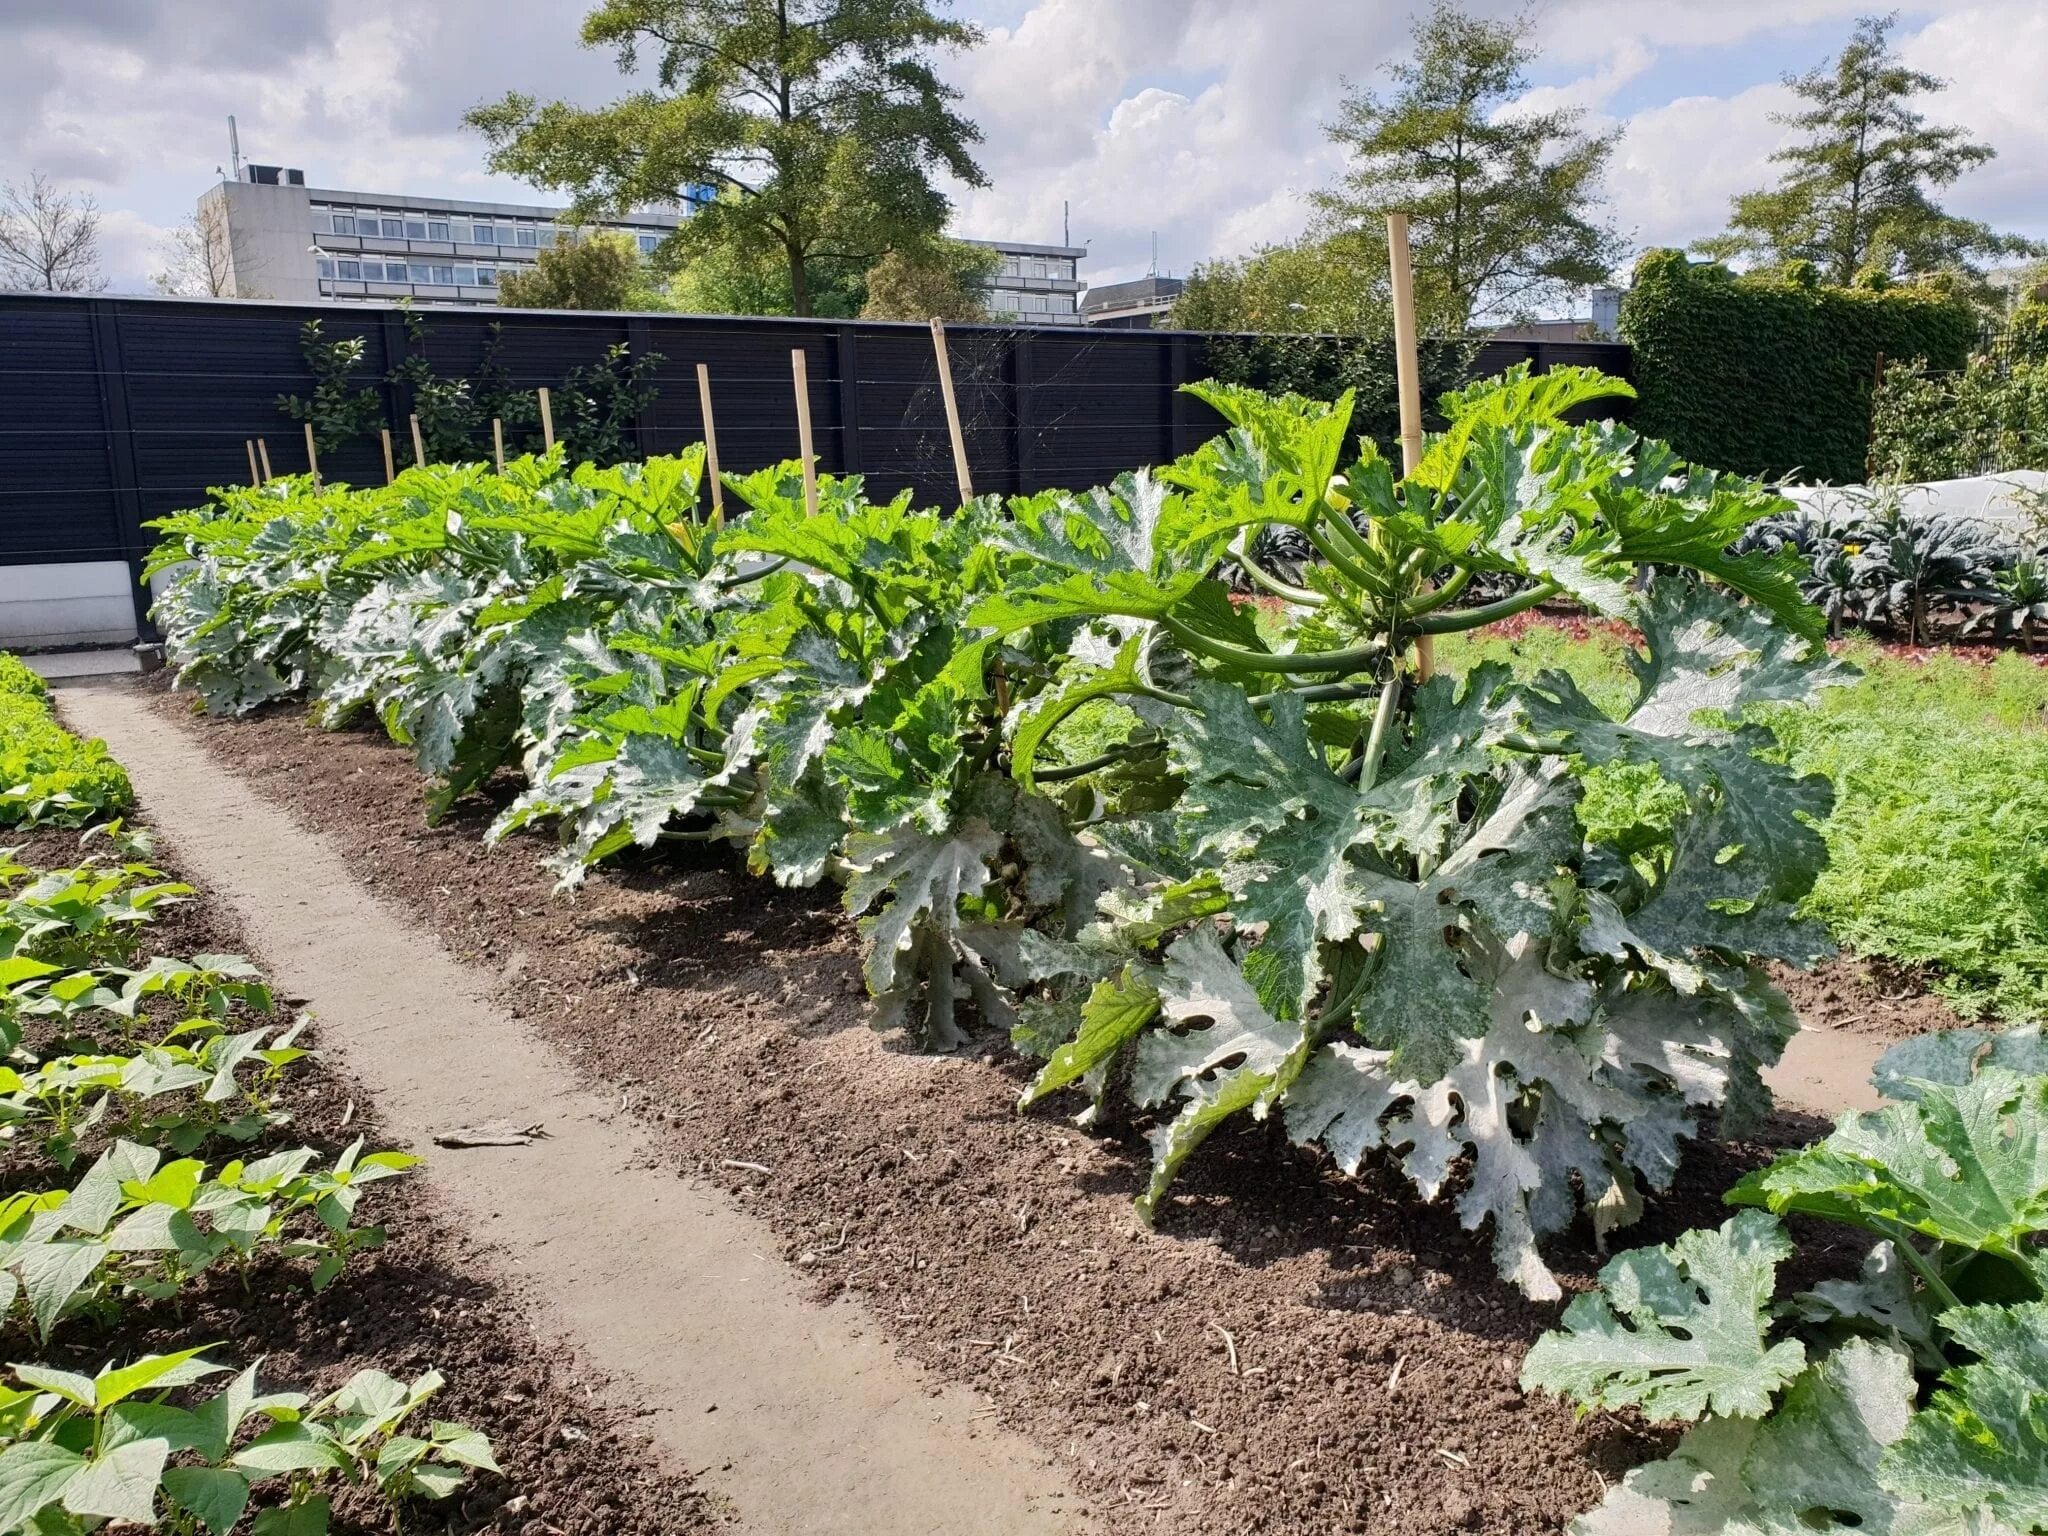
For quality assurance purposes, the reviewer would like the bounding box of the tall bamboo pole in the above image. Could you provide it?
[697,364,725,529]
[381,428,396,485]
[409,414,426,469]
[302,424,322,490]
[492,418,506,476]
[791,348,820,518]
[537,386,555,451]
[929,317,975,505]
[245,440,262,488]
[256,439,274,483]
[1386,212,1434,682]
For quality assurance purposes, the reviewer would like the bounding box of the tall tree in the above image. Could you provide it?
[151,201,240,297]
[466,0,986,317]
[0,172,106,293]
[1697,14,2039,283]
[860,238,995,321]
[1312,1,1624,331]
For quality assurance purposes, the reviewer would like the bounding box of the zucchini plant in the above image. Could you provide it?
[149,366,1848,1295]
[1524,1026,2048,1534]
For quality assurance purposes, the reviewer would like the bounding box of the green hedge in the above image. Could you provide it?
[1619,249,1978,483]
[0,655,132,826]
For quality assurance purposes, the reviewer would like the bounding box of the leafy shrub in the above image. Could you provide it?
[0,673,133,828]
[1620,248,1978,481]
[1871,353,2048,480]
[1524,1028,2048,1534]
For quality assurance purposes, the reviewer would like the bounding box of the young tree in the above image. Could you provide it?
[1312,1,1624,331]
[1697,14,2041,283]
[496,231,667,309]
[151,201,242,297]
[860,239,995,322]
[465,0,987,317]
[0,172,107,293]
[1168,233,1388,335]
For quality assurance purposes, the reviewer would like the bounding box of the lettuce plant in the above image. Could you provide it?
[1524,1028,2048,1533]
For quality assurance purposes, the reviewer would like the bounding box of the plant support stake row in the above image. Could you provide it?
[697,363,725,529]
[792,349,820,518]
[930,316,974,506]
[1387,210,1433,683]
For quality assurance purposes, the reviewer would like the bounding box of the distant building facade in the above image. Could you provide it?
[1081,275,1185,329]
[201,166,1088,321]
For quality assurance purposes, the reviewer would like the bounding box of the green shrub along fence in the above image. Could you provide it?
[1620,249,1979,483]
[1869,303,2048,481]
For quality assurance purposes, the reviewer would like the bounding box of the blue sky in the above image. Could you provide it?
[1,0,2041,299]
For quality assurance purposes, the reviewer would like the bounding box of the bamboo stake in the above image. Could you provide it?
[245,440,261,488]
[1386,212,1434,682]
[493,418,506,476]
[257,439,274,483]
[381,428,396,485]
[696,363,725,529]
[537,386,555,451]
[409,414,426,469]
[303,423,322,490]
[791,348,820,518]
[928,316,974,505]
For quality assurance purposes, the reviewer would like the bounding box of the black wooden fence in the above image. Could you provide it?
[0,292,1631,635]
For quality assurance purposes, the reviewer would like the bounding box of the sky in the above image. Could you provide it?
[2,0,2044,301]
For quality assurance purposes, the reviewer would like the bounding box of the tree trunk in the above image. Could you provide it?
[788,241,811,317]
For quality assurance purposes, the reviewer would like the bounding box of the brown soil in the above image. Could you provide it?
[1769,953,1971,1044]
[4,821,719,1535]
[138,684,1848,1536]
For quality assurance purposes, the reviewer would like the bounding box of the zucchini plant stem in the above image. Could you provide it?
[1234,532,1325,607]
[1410,580,1561,635]
[1160,615,1383,676]
[1356,669,1406,792]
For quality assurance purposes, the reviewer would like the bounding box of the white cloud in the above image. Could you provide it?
[1,0,2042,300]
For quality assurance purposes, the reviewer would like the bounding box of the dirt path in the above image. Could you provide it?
[56,680,1089,1536]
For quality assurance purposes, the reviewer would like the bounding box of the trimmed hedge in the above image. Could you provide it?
[1619,249,1978,483]
[0,654,132,826]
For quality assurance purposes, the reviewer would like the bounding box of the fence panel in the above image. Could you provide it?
[0,293,1634,637]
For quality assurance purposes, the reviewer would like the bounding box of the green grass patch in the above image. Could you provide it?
[0,654,133,827]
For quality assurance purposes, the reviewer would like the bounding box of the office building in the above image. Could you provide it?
[202,166,1088,322]
[1081,275,1186,329]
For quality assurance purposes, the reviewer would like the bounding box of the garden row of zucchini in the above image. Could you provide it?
[147,367,2048,1532]
[0,661,503,1533]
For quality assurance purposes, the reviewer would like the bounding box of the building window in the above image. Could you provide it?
[338,259,362,280]
[515,225,538,247]
[428,264,453,285]
[331,213,355,236]
[403,218,427,239]
[637,233,660,254]
[476,267,497,285]
[377,217,401,238]
[428,220,450,240]
[316,257,335,279]
[1048,294,1074,314]
[473,223,498,244]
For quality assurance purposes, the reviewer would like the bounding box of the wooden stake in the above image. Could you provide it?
[696,363,725,529]
[302,423,323,490]
[245,440,261,488]
[381,428,396,485]
[928,317,975,506]
[493,418,506,476]
[409,414,426,469]
[791,348,820,518]
[257,439,274,483]
[537,386,555,451]
[1386,212,1434,682]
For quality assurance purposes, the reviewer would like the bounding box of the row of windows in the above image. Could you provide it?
[997,255,1077,281]
[315,257,511,286]
[996,292,1077,315]
[311,208,666,255]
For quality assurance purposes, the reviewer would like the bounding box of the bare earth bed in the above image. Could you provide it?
[2,822,719,1536]
[134,680,1870,1536]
